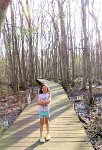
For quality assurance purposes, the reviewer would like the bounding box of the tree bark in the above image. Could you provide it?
[57,0,68,89]
[0,0,11,33]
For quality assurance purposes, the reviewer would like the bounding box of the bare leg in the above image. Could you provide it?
[45,117,49,135]
[40,117,44,137]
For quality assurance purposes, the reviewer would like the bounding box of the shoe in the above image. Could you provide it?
[39,136,45,143]
[46,135,51,141]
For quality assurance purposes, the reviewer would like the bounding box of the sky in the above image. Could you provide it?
[0,0,102,56]
[6,0,102,30]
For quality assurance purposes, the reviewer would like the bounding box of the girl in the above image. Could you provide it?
[37,84,51,143]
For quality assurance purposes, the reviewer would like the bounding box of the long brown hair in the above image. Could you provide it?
[39,84,50,94]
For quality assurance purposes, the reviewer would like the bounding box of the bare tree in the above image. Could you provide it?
[56,0,68,89]
[0,0,11,33]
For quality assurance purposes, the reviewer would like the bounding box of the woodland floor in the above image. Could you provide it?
[0,86,39,134]
[67,85,102,150]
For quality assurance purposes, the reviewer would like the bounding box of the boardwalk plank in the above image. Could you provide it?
[0,79,94,150]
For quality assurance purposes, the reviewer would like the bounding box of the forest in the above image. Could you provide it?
[0,0,102,149]
[0,0,101,95]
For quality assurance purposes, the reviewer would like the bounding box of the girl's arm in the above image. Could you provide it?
[37,94,51,105]
[37,99,45,105]
[37,95,45,105]
[41,95,51,105]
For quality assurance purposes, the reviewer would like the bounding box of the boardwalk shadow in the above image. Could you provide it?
[24,140,43,150]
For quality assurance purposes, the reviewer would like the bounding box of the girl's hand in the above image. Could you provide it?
[44,104,48,107]
[40,100,48,107]
[40,99,46,104]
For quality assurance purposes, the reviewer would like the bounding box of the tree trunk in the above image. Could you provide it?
[81,0,87,90]
[57,0,68,89]
[0,0,11,33]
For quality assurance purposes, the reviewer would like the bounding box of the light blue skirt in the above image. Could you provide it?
[39,111,50,118]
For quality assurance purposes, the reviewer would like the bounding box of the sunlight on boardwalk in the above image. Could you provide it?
[0,79,94,150]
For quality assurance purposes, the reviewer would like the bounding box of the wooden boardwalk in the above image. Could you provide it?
[0,79,94,150]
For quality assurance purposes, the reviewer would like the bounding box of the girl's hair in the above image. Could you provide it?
[39,84,50,94]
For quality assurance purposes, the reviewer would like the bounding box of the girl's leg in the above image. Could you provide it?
[40,117,44,137]
[45,117,49,135]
